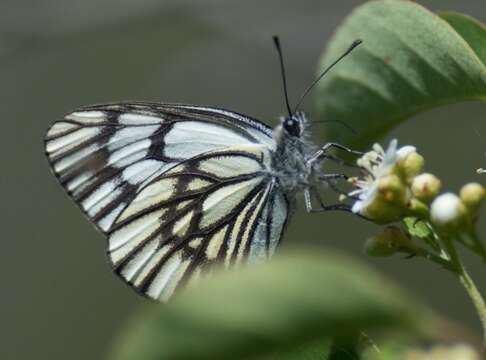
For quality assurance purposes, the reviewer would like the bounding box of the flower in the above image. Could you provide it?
[430,192,468,231]
[348,139,418,223]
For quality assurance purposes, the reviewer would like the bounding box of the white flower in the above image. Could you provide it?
[430,193,466,228]
[349,139,415,216]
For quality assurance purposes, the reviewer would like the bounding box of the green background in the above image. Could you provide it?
[1,1,485,359]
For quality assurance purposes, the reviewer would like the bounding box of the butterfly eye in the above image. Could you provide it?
[283,117,302,137]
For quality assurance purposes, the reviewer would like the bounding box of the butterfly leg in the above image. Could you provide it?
[318,153,361,169]
[304,188,352,213]
[317,174,359,200]
[307,142,363,166]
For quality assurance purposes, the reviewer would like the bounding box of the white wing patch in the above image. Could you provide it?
[200,178,261,228]
[163,121,255,158]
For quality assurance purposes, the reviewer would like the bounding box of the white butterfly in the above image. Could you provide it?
[44,38,361,302]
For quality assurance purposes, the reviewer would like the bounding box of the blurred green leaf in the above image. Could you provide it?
[361,339,409,360]
[316,0,486,149]
[109,250,428,360]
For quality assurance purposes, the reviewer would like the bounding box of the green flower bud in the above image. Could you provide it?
[377,174,408,206]
[357,175,409,224]
[364,226,413,257]
[406,198,429,220]
[411,173,442,203]
[397,151,424,183]
[362,200,404,224]
[460,182,485,215]
[430,193,468,232]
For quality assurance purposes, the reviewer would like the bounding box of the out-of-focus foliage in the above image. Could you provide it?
[109,251,426,360]
[317,0,486,149]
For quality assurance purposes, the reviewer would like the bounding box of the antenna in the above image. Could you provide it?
[273,36,293,117]
[294,39,362,112]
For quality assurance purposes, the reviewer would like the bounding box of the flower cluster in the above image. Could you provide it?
[346,139,434,224]
[347,139,485,232]
[341,140,486,348]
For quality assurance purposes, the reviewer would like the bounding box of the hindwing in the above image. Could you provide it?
[108,146,288,301]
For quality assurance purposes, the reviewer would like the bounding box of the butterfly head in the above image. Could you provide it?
[281,111,306,138]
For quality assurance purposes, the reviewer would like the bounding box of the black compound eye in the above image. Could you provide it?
[283,117,302,137]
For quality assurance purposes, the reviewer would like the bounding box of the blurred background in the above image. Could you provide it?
[1,1,485,359]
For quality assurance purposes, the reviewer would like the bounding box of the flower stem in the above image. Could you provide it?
[442,236,486,347]
[459,271,486,348]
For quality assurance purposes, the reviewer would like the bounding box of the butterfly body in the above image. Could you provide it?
[45,102,338,301]
[271,111,321,193]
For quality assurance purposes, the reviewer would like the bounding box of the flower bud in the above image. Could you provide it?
[430,193,468,232]
[460,182,485,215]
[397,150,424,182]
[360,200,404,224]
[411,173,442,203]
[406,198,429,219]
[355,175,409,224]
[364,226,413,257]
[377,174,408,206]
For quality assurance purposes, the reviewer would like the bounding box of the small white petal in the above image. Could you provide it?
[352,201,363,213]
[397,145,416,159]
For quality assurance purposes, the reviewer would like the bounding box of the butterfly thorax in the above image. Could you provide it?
[270,112,320,193]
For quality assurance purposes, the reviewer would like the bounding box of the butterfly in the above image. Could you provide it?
[44,37,361,302]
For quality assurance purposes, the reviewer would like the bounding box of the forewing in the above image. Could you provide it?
[108,145,289,302]
[45,102,275,233]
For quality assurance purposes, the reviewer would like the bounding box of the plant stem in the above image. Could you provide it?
[414,246,455,272]
[459,271,486,348]
[442,236,486,347]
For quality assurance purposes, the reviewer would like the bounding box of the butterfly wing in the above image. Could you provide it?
[108,145,289,301]
[45,102,289,301]
[45,102,275,233]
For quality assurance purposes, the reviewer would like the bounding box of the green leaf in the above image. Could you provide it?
[402,217,432,240]
[440,11,486,67]
[316,0,486,149]
[402,217,439,252]
[109,250,427,360]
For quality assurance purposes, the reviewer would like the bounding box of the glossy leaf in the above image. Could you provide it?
[316,0,486,149]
